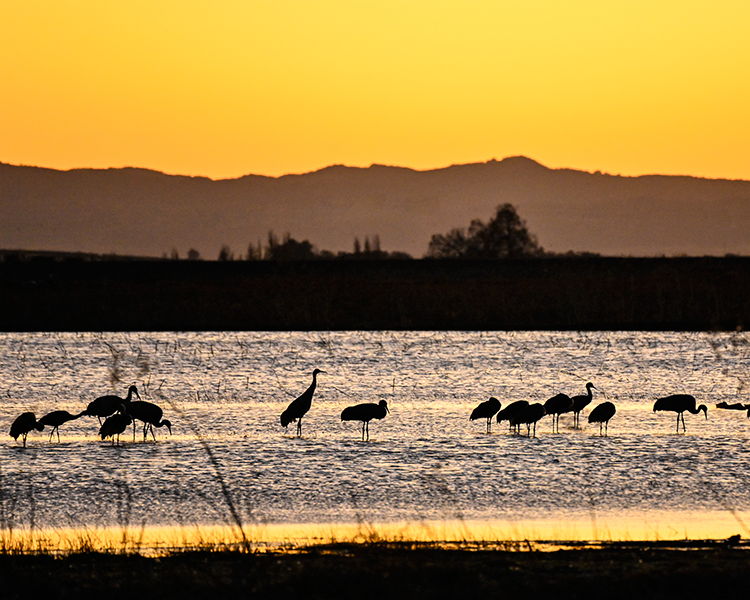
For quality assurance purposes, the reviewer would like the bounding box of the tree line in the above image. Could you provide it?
[172,204,596,261]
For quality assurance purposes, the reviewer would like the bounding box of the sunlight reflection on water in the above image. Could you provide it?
[2,331,750,545]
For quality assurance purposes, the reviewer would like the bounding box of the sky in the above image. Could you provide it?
[1,1,749,180]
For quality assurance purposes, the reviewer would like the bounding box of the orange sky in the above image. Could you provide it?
[1,1,749,180]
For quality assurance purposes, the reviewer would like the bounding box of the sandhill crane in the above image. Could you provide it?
[126,400,172,441]
[544,393,573,433]
[571,382,597,428]
[496,400,530,433]
[588,402,616,436]
[280,369,325,437]
[716,402,748,410]
[510,403,546,438]
[85,385,140,424]
[99,412,132,446]
[341,400,390,441]
[653,394,707,433]
[39,410,86,442]
[470,397,501,433]
[9,412,44,447]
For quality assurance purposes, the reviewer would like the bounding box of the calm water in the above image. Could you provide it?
[2,331,750,544]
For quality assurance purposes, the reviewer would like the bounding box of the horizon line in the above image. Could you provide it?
[3,156,746,184]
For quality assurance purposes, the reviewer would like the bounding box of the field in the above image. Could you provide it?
[2,541,749,599]
[2,256,750,331]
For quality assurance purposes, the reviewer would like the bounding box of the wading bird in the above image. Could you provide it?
[470,397,501,433]
[510,403,546,438]
[571,382,597,428]
[653,394,707,433]
[126,400,172,442]
[716,402,748,410]
[99,412,133,446]
[39,410,86,442]
[280,369,325,437]
[85,385,140,424]
[544,393,573,433]
[9,412,44,447]
[341,400,390,441]
[496,400,530,433]
[588,402,616,436]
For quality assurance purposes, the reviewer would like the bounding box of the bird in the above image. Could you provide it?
[653,394,707,433]
[9,412,45,447]
[496,400,530,433]
[510,403,546,438]
[588,401,616,436]
[126,400,172,441]
[85,385,140,424]
[544,393,573,433]
[99,412,133,445]
[716,402,748,410]
[39,410,86,442]
[341,400,390,441]
[571,382,597,428]
[470,397,501,433]
[280,369,325,437]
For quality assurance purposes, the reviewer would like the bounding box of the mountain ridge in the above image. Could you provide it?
[2,157,750,258]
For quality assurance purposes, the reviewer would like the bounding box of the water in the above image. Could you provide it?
[2,331,750,545]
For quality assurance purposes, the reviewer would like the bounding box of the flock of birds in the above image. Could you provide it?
[7,368,742,447]
[9,385,172,447]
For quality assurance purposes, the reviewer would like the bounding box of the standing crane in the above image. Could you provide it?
[39,410,86,442]
[544,393,573,433]
[9,412,44,447]
[571,382,597,428]
[653,394,707,433]
[510,403,546,438]
[341,400,390,441]
[588,402,616,436]
[470,397,501,433]
[496,400,530,433]
[280,369,325,437]
[126,400,172,442]
[85,385,140,424]
[99,412,133,446]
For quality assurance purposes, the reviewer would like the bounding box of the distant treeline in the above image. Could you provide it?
[2,256,749,331]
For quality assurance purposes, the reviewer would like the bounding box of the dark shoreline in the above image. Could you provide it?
[2,256,750,331]
[2,541,749,599]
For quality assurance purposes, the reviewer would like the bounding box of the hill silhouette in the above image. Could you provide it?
[2,157,750,257]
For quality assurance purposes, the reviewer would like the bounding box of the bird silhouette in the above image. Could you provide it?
[510,403,546,438]
[496,400,530,433]
[85,385,140,425]
[588,401,616,436]
[470,397,501,433]
[716,402,748,410]
[39,410,86,442]
[9,412,45,447]
[544,393,573,433]
[99,412,133,445]
[126,400,172,442]
[341,400,390,441]
[280,369,325,437]
[571,382,597,428]
[653,394,707,432]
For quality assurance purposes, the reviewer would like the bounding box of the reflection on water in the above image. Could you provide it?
[2,331,750,548]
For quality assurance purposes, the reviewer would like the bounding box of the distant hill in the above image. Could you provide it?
[2,157,750,258]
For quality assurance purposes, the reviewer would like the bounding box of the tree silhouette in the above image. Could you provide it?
[265,232,318,260]
[427,204,543,259]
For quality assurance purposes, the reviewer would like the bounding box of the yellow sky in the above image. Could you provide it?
[1,1,748,180]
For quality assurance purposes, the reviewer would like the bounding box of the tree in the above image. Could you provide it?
[426,204,543,259]
[264,232,318,260]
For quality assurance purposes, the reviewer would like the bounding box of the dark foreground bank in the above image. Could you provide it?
[2,256,750,330]
[1,542,749,600]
